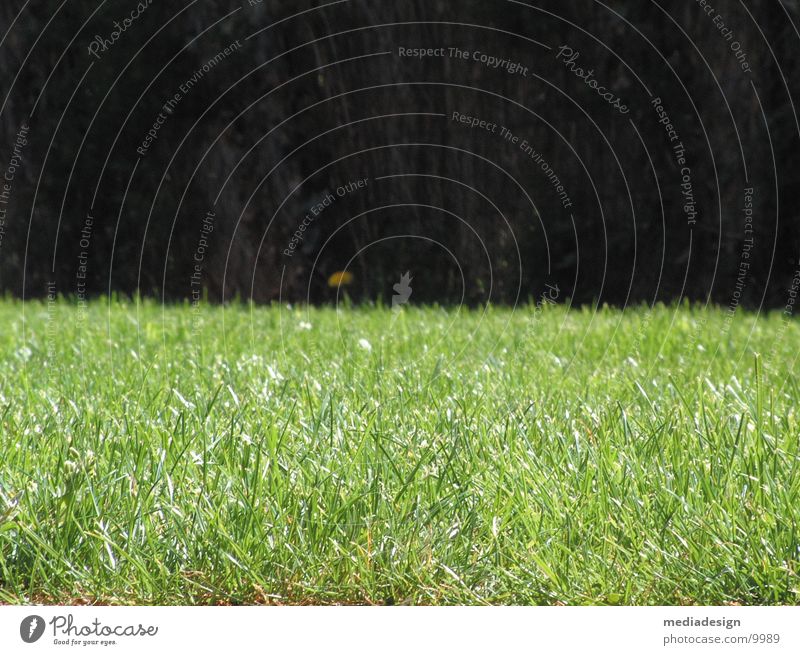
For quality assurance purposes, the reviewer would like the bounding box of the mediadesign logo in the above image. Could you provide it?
[392,272,413,309]
[19,616,45,643]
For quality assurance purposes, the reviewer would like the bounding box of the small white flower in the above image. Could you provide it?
[298,321,312,331]
[358,338,372,352]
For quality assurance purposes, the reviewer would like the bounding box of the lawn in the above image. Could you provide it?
[0,299,798,605]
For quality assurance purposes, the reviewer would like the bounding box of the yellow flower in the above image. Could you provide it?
[327,271,354,287]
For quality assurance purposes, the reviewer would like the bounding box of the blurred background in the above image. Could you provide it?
[1,0,798,307]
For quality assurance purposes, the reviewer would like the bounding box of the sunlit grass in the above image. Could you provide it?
[1,299,799,604]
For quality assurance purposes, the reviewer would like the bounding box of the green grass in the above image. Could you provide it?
[1,299,799,605]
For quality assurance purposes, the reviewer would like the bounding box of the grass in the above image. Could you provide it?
[0,298,799,605]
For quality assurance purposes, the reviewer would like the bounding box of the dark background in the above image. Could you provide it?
[1,0,798,307]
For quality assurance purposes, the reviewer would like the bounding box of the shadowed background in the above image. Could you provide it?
[1,0,798,307]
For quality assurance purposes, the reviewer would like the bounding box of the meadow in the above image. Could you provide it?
[0,299,798,605]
